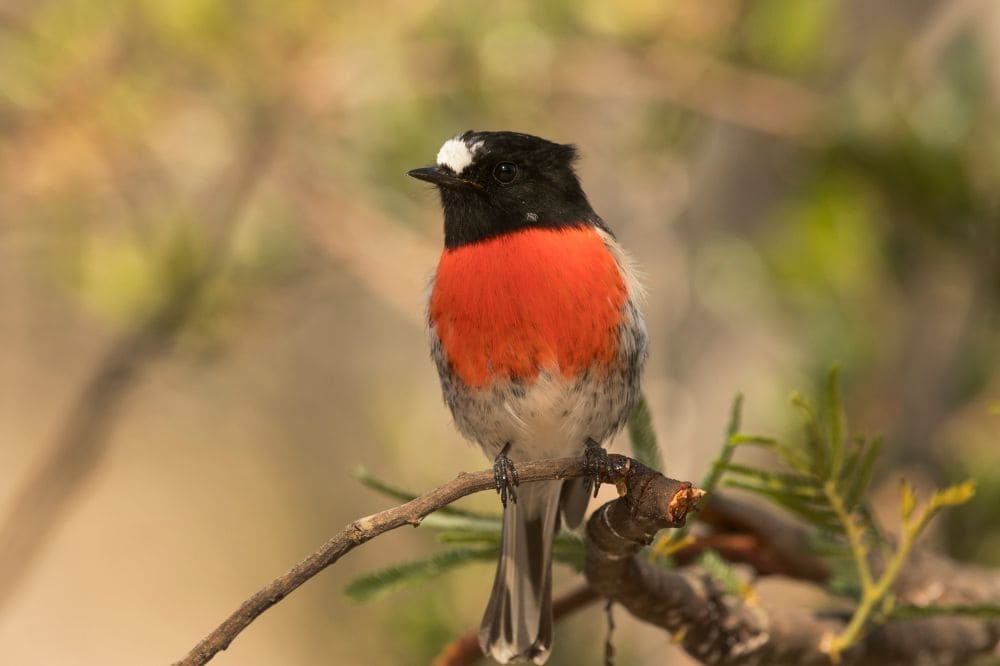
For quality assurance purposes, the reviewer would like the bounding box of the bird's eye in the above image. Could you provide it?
[493,162,518,184]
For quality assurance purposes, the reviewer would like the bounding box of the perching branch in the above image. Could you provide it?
[173,444,1000,666]
[430,488,832,666]
[586,491,1000,666]
[173,455,702,666]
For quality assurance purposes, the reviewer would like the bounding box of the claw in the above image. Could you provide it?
[493,442,519,507]
[584,437,609,498]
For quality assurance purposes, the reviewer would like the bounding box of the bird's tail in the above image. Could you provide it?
[479,479,563,664]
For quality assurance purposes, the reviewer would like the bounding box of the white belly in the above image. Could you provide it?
[448,368,636,462]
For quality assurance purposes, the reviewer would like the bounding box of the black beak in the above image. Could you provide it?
[407,166,482,190]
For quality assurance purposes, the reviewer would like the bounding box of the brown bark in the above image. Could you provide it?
[173,455,700,666]
[586,491,1000,665]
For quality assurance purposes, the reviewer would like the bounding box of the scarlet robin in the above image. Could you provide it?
[409,131,647,664]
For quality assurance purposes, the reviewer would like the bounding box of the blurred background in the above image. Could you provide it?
[1,0,998,664]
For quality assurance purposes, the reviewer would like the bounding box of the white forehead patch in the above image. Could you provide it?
[436,137,483,174]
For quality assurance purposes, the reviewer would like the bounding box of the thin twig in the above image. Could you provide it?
[603,599,615,666]
[173,455,699,666]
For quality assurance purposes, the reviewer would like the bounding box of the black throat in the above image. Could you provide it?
[440,188,602,249]
[427,131,610,249]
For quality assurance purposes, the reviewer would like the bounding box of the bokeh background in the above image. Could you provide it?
[2,0,998,664]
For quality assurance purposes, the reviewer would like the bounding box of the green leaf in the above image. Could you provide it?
[899,479,917,523]
[697,394,744,495]
[856,504,887,552]
[721,462,822,497]
[653,393,743,552]
[353,465,420,502]
[725,393,745,441]
[838,436,864,477]
[698,550,744,597]
[691,371,984,659]
[722,472,827,505]
[627,393,662,471]
[825,558,863,599]
[890,603,1000,620]
[824,366,845,478]
[420,513,502,532]
[354,466,496,519]
[723,479,842,530]
[844,437,881,509]
[791,392,829,477]
[344,547,496,602]
[436,531,501,546]
[730,433,812,473]
[729,433,779,447]
[552,534,586,571]
[808,538,854,560]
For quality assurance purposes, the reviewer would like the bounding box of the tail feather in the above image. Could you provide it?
[559,478,590,530]
[479,481,562,664]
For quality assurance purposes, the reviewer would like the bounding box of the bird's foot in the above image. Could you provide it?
[585,438,631,498]
[493,442,519,508]
[584,437,610,498]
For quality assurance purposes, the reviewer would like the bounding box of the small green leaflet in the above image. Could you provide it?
[628,393,662,471]
[345,547,497,602]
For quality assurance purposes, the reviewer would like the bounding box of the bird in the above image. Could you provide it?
[408,130,647,664]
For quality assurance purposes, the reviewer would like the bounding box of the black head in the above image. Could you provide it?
[408,130,607,248]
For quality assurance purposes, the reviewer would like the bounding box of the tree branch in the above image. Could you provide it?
[432,488,833,665]
[175,449,1000,666]
[586,492,1000,665]
[172,455,702,666]
[692,491,831,583]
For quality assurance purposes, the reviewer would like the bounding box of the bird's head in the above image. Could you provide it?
[408,130,603,248]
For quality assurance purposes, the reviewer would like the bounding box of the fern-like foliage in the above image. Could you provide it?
[717,367,976,659]
[723,368,882,538]
[345,375,981,662]
[345,547,497,602]
[697,550,749,600]
[627,394,662,471]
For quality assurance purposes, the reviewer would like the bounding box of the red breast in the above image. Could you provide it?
[430,226,627,388]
